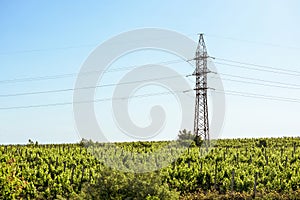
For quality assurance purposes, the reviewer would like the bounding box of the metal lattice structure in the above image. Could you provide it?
[193,34,210,147]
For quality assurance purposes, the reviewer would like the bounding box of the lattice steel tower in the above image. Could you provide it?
[193,34,210,147]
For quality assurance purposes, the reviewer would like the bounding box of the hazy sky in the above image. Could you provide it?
[1,0,300,144]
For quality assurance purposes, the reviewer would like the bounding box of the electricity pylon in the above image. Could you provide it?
[193,34,210,148]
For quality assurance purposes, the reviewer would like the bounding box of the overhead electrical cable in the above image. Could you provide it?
[0,89,193,110]
[0,59,188,84]
[0,74,188,98]
[205,34,300,50]
[214,57,300,75]
[214,61,300,77]
[185,89,300,104]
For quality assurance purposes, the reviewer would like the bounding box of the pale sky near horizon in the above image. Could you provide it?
[1,0,300,144]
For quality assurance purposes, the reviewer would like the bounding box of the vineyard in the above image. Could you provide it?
[1,137,300,199]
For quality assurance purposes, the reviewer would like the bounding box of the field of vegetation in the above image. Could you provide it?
[1,136,300,199]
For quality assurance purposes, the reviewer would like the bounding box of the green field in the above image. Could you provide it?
[1,137,300,199]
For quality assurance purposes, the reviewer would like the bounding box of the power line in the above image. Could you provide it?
[185,89,300,104]
[0,59,187,84]
[0,74,188,98]
[188,72,300,90]
[7,33,297,56]
[189,56,300,78]
[2,55,299,87]
[0,32,198,55]
[210,76,300,91]
[0,43,97,55]
[214,89,300,104]
[205,34,300,51]
[214,61,300,77]
[219,73,300,87]
[3,60,300,100]
[0,89,192,110]
[214,57,300,75]
[3,76,300,110]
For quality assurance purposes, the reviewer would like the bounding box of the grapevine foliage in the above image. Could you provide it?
[0,137,300,199]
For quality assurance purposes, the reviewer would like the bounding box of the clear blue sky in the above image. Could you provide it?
[1,0,300,144]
